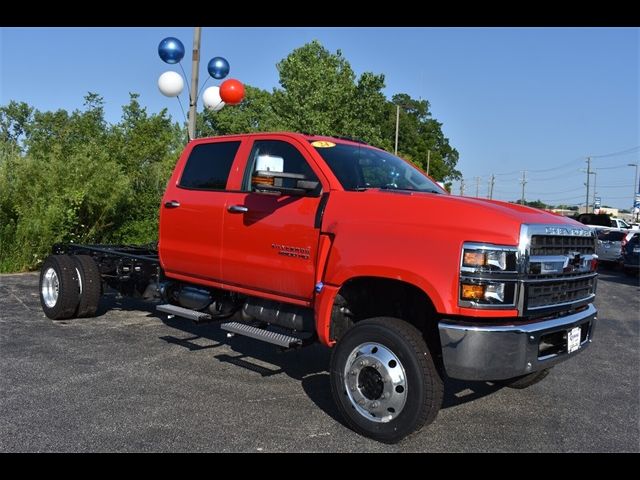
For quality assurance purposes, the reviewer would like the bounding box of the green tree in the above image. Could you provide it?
[0,93,183,272]
[108,93,184,243]
[271,40,388,145]
[0,100,33,150]
[198,40,459,184]
[382,94,461,183]
[199,85,277,137]
[0,40,462,272]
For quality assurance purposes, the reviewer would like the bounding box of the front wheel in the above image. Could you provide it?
[330,317,443,444]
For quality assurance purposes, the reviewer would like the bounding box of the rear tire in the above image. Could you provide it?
[72,255,102,317]
[330,317,443,444]
[39,255,80,320]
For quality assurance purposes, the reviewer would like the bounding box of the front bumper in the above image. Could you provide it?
[438,304,596,381]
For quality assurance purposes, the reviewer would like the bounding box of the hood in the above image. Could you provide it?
[326,190,582,246]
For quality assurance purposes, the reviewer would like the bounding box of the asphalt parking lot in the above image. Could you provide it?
[1,267,638,452]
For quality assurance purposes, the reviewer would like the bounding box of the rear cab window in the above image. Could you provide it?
[179,141,241,190]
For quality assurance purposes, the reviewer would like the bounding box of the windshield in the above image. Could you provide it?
[310,141,444,193]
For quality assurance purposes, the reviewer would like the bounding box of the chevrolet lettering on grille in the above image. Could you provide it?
[544,226,593,236]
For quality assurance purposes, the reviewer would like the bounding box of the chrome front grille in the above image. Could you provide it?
[526,276,596,309]
[530,235,595,256]
[520,225,597,314]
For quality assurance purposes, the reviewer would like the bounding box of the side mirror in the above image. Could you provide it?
[251,170,319,196]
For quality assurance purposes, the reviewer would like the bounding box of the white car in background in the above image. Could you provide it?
[610,218,636,230]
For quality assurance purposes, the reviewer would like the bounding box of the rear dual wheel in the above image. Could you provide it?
[40,255,101,320]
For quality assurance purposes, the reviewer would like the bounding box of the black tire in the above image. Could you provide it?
[72,255,102,317]
[330,317,443,444]
[39,255,80,320]
[500,368,551,389]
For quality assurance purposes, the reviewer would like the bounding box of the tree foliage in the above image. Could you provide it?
[199,41,460,181]
[0,40,460,272]
[0,94,182,272]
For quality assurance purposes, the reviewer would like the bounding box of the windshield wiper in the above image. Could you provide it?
[378,185,442,194]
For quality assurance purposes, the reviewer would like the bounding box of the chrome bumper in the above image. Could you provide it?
[438,304,597,381]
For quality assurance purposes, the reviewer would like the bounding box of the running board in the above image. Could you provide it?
[220,321,303,348]
[157,304,212,324]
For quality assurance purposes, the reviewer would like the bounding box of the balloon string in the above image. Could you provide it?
[179,62,191,99]
[176,95,188,127]
[197,76,211,101]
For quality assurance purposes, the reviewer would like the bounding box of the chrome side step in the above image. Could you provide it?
[157,304,212,323]
[220,321,303,348]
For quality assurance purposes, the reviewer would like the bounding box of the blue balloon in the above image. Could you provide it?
[158,37,185,64]
[207,57,230,79]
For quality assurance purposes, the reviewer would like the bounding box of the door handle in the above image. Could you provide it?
[228,205,249,213]
[164,200,181,208]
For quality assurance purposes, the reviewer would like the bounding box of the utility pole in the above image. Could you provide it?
[460,179,465,196]
[475,177,480,198]
[520,171,527,205]
[488,174,495,200]
[187,27,202,141]
[394,105,400,155]
[426,150,431,176]
[585,157,591,214]
[629,163,638,221]
[592,169,598,211]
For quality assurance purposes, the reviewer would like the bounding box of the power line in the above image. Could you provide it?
[597,184,635,188]
[590,146,640,159]
[492,157,584,177]
[593,164,636,170]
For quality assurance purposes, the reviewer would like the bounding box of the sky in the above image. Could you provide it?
[1,27,638,210]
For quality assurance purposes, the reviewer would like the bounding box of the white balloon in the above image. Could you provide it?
[158,71,184,97]
[202,86,225,111]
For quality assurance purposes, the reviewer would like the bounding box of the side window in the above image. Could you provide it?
[179,141,241,190]
[243,140,321,195]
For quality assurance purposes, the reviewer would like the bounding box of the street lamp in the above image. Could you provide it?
[156,29,245,141]
[629,163,639,221]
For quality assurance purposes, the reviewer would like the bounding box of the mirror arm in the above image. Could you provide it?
[255,170,306,180]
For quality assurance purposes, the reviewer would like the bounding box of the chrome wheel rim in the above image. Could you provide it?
[343,342,407,423]
[76,267,82,294]
[42,268,59,308]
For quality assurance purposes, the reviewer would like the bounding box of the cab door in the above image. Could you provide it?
[159,139,243,283]
[221,137,326,302]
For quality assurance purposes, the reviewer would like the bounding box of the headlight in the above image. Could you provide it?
[461,245,517,272]
[459,243,518,308]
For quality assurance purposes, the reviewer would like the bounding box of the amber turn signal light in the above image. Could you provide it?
[463,251,486,267]
[252,175,274,186]
[461,283,485,300]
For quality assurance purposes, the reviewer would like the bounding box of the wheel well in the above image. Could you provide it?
[330,277,441,359]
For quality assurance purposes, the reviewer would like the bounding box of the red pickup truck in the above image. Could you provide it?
[39,132,598,443]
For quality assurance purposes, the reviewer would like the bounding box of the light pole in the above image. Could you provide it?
[592,170,598,212]
[156,29,245,142]
[187,27,202,141]
[629,163,639,221]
